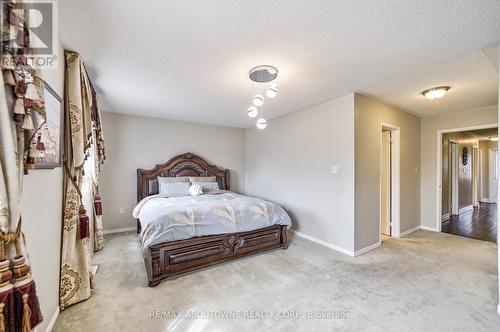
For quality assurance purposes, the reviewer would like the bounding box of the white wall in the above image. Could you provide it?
[420,105,498,229]
[20,42,65,331]
[99,112,246,231]
[245,94,356,252]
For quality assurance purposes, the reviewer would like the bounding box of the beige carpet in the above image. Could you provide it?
[53,230,500,331]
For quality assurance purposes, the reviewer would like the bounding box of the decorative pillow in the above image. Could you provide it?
[189,184,203,196]
[195,181,219,193]
[189,176,216,182]
[159,182,190,196]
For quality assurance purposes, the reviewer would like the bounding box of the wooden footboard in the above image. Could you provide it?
[144,225,288,287]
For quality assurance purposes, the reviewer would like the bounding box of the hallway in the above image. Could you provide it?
[442,202,497,243]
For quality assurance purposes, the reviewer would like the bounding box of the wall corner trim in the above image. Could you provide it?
[419,225,438,232]
[400,226,421,237]
[289,229,355,256]
[353,241,381,256]
[45,306,60,332]
[103,226,136,235]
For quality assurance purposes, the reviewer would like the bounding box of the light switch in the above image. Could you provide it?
[331,166,339,175]
[119,208,125,214]
[414,166,418,173]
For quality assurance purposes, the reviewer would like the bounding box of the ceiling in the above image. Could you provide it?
[462,128,498,141]
[60,0,500,128]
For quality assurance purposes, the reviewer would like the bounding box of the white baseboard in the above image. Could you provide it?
[45,306,60,332]
[459,205,473,215]
[480,198,491,203]
[400,226,421,237]
[103,226,136,235]
[353,241,381,257]
[441,213,450,222]
[289,230,354,256]
[419,225,438,232]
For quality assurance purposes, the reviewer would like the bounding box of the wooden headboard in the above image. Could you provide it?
[137,152,230,202]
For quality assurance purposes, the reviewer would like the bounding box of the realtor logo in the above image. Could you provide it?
[1,0,58,68]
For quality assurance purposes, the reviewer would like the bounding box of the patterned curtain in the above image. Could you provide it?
[59,51,105,310]
[0,1,46,331]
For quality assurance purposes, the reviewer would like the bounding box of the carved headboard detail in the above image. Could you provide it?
[137,152,230,202]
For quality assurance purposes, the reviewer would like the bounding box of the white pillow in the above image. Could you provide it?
[189,184,203,196]
[195,181,219,193]
[159,182,190,196]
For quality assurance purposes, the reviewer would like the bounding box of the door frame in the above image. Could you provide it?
[436,123,498,232]
[449,140,459,215]
[379,122,401,240]
[489,148,498,203]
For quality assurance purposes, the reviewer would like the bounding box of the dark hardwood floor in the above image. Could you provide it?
[441,202,497,243]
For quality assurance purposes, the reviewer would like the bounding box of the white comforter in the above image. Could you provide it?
[133,191,291,256]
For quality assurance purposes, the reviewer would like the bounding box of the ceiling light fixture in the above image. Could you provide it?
[249,65,278,83]
[252,94,264,107]
[421,86,450,100]
[266,83,279,98]
[247,106,258,118]
[490,137,498,142]
[246,65,278,128]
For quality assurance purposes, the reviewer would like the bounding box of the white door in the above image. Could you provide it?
[381,131,391,236]
[450,142,459,215]
[489,149,498,203]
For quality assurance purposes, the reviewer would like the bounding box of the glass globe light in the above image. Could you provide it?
[247,106,258,118]
[266,83,279,98]
[256,118,267,129]
[252,94,264,107]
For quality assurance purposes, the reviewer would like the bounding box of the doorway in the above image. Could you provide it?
[381,130,392,237]
[437,125,498,243]
[380,122,401,241]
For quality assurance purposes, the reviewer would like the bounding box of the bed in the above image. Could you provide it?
[135,152,290,287]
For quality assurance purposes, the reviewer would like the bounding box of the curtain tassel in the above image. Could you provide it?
[24,83,39,101]
[94,194,102,216]
[13,98,26,124]
[20,294,30,332]
[29,135,46,159]
[0,260,14,332]
[21,112,34,131]
[24,151,35,174]
[79,205,90,239]
[12,256,43,331]
[14,98,25,115]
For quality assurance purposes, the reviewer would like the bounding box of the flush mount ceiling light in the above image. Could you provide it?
[249,65,278,83]
[266,83,279,98]
[252,94,264,107]
[490,137,498,142]
[421,86,450,100]
[247,106,258,118]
